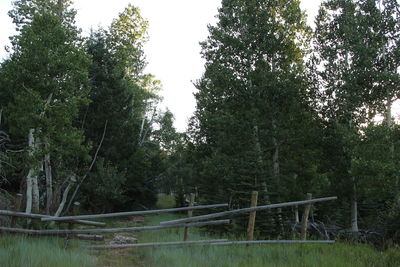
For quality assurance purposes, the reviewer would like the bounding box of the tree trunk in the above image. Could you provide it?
[32,173,40,213]
[54,174,76,218]
[252,125,263,187]
[252,124,271,206]
[272,119,284,233]
[385,99,400,208]
[351,176,358,233]
[294,205,299,223]
[25,129,40,214]
[44,142,53,215]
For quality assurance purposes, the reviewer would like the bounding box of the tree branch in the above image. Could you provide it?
[64,120,108,214]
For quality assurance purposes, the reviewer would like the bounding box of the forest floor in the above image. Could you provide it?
[1,194,400,266]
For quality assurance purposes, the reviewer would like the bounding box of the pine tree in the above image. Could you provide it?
[189,0,316,236]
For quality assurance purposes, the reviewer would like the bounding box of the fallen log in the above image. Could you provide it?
[88,239,229,249]
[160,197,337,225]
[0,219,230,236]
[0,210,105,227]
[41,203,229,222]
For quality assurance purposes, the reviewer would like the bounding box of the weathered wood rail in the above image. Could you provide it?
[209,240,335,246]
[0,219,230,236]
[0,194,338,250]
[160,196,337,225]
[41,203,229,222]
[0,210,105,227]
[89,239,229,249]
[89,239,335,249]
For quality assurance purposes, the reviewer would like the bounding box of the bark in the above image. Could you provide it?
[32,172,40,213]
[294,205,299,223]
[26,94,53,214]
[385,99,400,208]
[350,176,359,233]
[138,107,157,147]
[272,119,284,233]
[54,174,76,218]
[44,142,53,215]
[252,125,263,187]
[252,124,271,207]
[65,120,107,214]
[25,129,38,214]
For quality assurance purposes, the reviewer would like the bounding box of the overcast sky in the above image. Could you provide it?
[0,0,323,131]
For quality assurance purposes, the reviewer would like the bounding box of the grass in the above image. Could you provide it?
[0,235,96,267]
[3,194,400,267]
[134,194,400,267]
[134,214,400,267]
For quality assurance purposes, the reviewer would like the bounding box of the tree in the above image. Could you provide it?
[77,5,164,211]
[313,0,400,233]
[189,0,318,236]
[0,0,90,215]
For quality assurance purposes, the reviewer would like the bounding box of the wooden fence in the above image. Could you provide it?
[0,193,337,248]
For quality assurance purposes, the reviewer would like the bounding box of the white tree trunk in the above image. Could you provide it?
[272,119,284,233]
[32,173,40,213]
[252,124,271,205]
[385,99,400,207]
[25,129,36,213]
[351,177,359,233]
[295,205,299,223]
[44,143,53,215]
[54,174,76,217]
[252,125,263,187]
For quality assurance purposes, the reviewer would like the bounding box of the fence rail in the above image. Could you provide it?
[41,203,229,222]
[89,239,229,249]
[0,219,230,236]
[0,210,105,227]
[160,196,337,225]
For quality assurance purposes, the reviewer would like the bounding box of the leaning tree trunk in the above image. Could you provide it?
[54,174,76,218]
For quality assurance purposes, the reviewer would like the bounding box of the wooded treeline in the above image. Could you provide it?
[1,0,400,243]
[0,0,180,215]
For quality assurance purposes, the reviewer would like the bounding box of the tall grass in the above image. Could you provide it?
[134,195,400,267]
[144,242,400,267]
[0,235,96,267]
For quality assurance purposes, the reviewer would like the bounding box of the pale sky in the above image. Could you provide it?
[0,0,322,131]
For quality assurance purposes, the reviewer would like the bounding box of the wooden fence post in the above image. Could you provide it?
[11,194,23,227]
[247,191,258,241]
[183,193,195,241]
[300,193,312,240]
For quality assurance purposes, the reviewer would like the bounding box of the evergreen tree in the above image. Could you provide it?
[78,5,164,211]
[189,0,318,236]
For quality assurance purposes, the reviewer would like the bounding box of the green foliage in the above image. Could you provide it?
[0,0,91,203]
[81,158,126,212]
[314,0,400,233]
[187,0,322,236]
